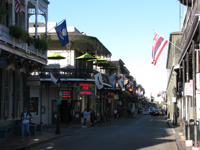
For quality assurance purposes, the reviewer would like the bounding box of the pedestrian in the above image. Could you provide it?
[127,109,131,118]
[20,107,32,142]
[114,108,118,118]
[82,108,90,128]
[131,108,135,118]
[90,108,96,128]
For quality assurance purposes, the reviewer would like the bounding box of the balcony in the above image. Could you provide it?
[179,0,199,52]
[179,0,193,7]
[0,24,47,60]
[36,68,110,84]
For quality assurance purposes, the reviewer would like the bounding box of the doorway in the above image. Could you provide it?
[52,100,72,124]
[72,100,82,124]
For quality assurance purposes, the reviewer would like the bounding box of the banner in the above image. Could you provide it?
[108,74,116,90]
[50,70,58,85]
[118,77,125,91]
[94,72,103,89]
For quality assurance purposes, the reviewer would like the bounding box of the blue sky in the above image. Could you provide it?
[32,0,183,98]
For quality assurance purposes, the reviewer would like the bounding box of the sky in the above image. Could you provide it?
[31,0,183,99]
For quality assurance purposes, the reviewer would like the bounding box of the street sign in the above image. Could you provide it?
[185,80,193,96]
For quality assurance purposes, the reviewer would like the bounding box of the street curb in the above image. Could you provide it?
[167,120,186,150]
[15,134,69,150]
[174,133,186,150]
[167,120,174,128]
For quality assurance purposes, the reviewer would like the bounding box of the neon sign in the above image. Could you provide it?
[60,91,71,98]
[76,83,95,95]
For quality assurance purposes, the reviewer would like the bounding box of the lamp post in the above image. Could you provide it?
[55,78,61,134]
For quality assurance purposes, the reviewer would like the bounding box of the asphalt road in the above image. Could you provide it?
[30,115,178,150]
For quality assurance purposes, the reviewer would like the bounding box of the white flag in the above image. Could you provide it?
[94,72,103,89]
[50,70,58,85]
[118,77,125,91]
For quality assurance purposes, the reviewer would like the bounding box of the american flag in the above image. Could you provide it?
[152,31,168,66]
[15,0,21,13]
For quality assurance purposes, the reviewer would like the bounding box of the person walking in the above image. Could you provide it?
[82,109,90,128]
[131,108,135,118]
[90,108,96,128]
[20,107,32,142]
[114,108,118,118]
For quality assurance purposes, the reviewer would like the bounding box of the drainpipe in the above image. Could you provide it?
[182,59,186,137]
[186,51,191,140]
[192,40,197,147]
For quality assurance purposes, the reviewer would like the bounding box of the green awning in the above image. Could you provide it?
[93,61,111,67]
[47,53,66,59]
[87,56,106,62]
[75,53,96,60]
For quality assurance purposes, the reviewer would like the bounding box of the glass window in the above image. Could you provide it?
[30,97,39,115]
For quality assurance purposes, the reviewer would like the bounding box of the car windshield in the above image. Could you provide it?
[153,109,159,111]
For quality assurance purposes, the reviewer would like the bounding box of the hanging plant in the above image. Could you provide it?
[34,38,48,53]
[9,25,28,42]
[0,2,8,22]
[9,25,23,39]
[34,33,51,53]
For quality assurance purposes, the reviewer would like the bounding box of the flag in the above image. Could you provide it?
[157,92,161,97]
[50,70,58,85]
[108,74,116,90]
[55,20,69,46]
[15,0,21,13]
[94,72,103,89]
[152,31,168,66]
[118,78,125,91]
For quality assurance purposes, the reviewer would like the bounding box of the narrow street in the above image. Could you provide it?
[30,115,178,150]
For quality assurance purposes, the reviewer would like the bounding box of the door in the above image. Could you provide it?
[72,100,82,124]
[52,100,57,124]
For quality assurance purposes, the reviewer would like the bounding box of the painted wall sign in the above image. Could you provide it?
[76,83,95,95]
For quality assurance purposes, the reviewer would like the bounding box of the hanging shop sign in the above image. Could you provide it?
[76,83,95,95]
[27,76,41,86]
[59,91,71,99]
[185,80,193,96]
[114,94,119,99]
[107,93,114,100]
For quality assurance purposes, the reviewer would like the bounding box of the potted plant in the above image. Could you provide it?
[34,38,48,54]
[34,33,51,53]
[9,25,28,42]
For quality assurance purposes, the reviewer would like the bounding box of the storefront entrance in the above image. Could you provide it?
[72,100,82,124]
[52,100,72,124]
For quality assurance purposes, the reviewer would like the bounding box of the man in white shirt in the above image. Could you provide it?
[20,107,32,141]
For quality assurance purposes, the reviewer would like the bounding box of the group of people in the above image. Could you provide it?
[114,108,135,118]
[82,108,96,128]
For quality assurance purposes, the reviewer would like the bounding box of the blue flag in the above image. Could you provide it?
[109,74,116,90]
[55,20,69,46]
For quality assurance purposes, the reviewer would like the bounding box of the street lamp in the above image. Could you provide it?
[55,78,61,134]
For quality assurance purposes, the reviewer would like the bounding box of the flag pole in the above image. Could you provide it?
[47,18,67,33]
[153,30,183,52]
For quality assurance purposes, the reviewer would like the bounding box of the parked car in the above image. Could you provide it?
[142,109,151,115]
[148,107,155,111]
[151,109,162,116]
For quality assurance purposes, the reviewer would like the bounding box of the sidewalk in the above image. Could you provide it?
[167,120,200,150]
[0,118,119,150]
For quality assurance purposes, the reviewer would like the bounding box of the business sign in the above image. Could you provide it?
[76,83,95,95]
[185,80,193,96]
[27,76,41,86]
[59,91,71,99]
[107,93,114,100]
[172,97,176,103]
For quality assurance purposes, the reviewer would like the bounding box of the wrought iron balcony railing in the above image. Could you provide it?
[37,68,110,84]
